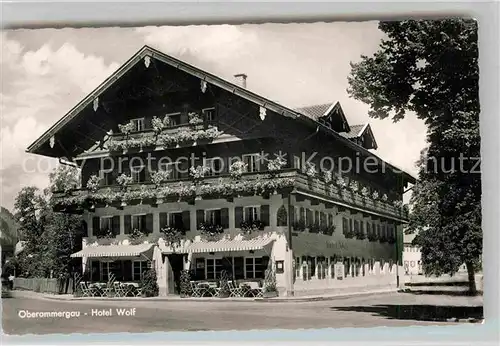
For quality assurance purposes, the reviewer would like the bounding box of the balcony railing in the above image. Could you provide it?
[53,169,409,221]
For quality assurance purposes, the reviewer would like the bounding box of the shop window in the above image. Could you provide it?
[133,261,149,281]
[206,258,223,279]
[245,257,267,279]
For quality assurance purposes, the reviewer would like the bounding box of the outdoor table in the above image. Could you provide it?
[88,283,106,297]
[196,282,217,297]
[122,282,140,297]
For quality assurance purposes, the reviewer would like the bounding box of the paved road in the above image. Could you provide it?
[2,292,483,335]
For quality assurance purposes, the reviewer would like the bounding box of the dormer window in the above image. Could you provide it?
[131,118,145,132]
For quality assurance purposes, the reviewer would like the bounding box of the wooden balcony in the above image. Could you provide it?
[52,169,408,221]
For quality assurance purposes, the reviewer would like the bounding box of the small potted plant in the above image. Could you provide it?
[262,269,278,298]
[217,270,231,298]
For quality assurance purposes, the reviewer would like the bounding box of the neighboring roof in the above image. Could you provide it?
[340,124,366,139]
[187,238,274,254]
[293,101,351,133]
[70,243,154,258]
[294,103,332,120]
[26,45,416,184]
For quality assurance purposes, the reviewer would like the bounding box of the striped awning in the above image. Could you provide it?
[70,243,154,258]
[187,238,274,254]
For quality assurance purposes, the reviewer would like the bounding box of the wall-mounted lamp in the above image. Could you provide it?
[249,250,255,254]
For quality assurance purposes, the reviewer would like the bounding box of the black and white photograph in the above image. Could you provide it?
[1,17,483,335]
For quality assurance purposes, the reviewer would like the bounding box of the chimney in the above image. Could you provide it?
[234,73,247,88]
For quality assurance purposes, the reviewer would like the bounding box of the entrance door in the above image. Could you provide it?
[167,254,184,294]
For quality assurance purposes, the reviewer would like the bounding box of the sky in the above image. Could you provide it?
[0,22,427,212]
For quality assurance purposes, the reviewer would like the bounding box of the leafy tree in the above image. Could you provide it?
[13,165,85,279]
[347,19,481,294]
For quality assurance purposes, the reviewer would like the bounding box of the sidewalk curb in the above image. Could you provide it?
[9,288,397,303]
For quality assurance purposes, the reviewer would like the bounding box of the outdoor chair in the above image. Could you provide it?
[190,281,202,297]
[134,285,144,297]
[113,282,126,297]
[79,282,93,297]
[247,281,263,298]
[228,281,243,297]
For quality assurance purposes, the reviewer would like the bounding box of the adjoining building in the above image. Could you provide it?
[26,46,415,297]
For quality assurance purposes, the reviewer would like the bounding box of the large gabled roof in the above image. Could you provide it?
[26,45,416,184]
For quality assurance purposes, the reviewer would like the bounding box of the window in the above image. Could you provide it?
[328,213,334,227]
[131,164,145,183]
[308,257,316,277]
[206,258,223,279]
[245,257,267,279]
[132,214,147,232]
[367,222,372,236]
[166,112,181,126]
[295,257,301,278]
[242,153,261,172]
[101,159,114,185]
[293,155,301,170]
[204,158,222,176]
[203,107,216,122]
[158,162,179,180]
[133,260,149,281]
[100,216,113,231]
[168,212,184,229]
[131,118,145,132]
[302,208,308,224]
[342,217,348,235]
[101,261,120,282]
[377,224,381,237]
[206,209,222,224]
[244,206,260,222]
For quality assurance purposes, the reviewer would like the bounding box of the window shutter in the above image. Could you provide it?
[181,211,190,232]
[260,205,270,226]
[145,214,154,234]
[159,212,168,229]
[92,217,100,235]
[124,215,132,234]
[300,207,305,221]
[221,208,229,229]
[235,207,243,226]
[112,216,120,236]
[196,210,205,228]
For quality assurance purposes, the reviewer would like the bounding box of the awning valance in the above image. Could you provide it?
[187,238,274,254]
[71,243,154,259]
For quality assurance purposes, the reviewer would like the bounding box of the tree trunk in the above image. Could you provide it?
[465,261,477,295]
